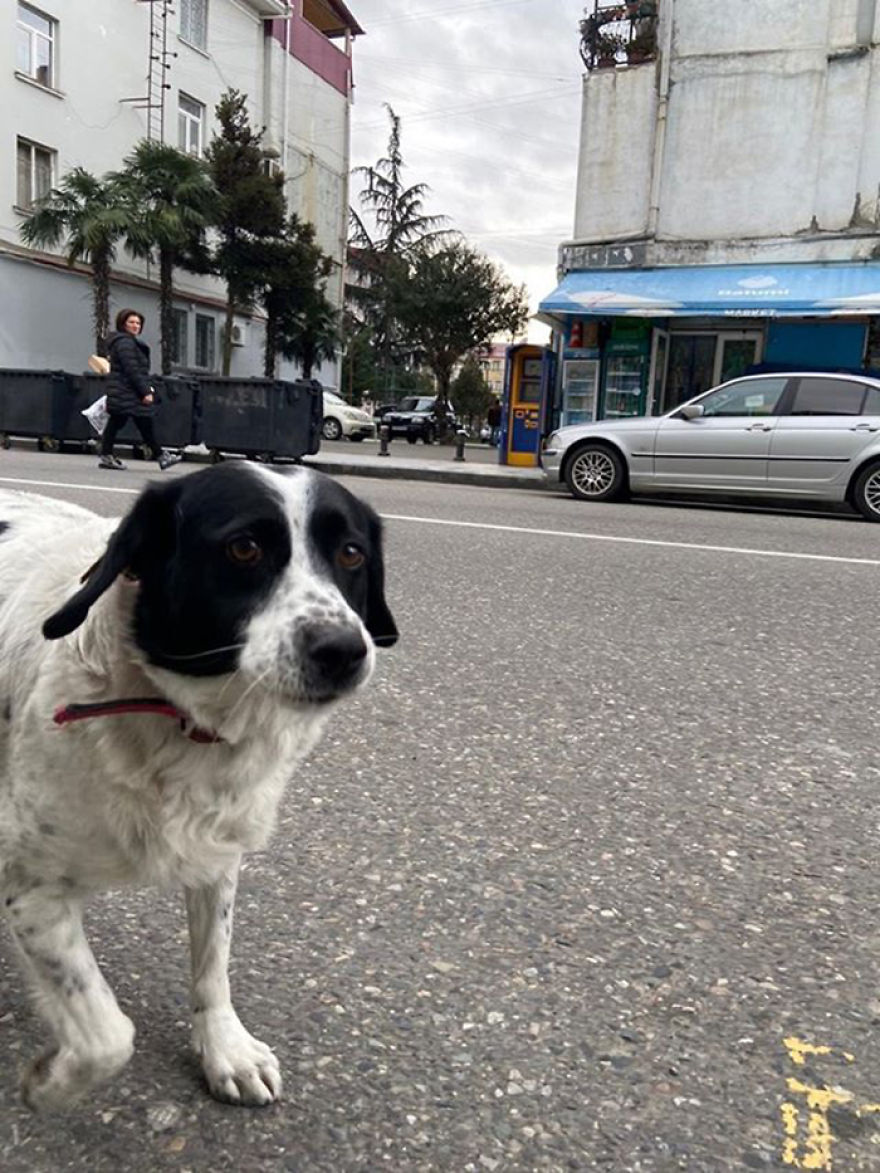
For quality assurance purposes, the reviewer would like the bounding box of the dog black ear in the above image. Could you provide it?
[42,481,179,640]
[364,516,398,649]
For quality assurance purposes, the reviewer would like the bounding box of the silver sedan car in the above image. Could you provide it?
[542,372,880,521]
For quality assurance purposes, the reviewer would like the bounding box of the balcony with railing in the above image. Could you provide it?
[579,0,658,71]
[269,0,363,96]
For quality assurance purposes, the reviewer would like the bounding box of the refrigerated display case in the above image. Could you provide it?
[603,355,647,418]
[561,358,599,425]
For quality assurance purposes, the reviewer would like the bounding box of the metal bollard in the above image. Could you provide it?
[378,423,390,456]
[453,428,468,462]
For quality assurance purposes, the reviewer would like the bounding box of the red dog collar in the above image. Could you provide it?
[53,698,223,744]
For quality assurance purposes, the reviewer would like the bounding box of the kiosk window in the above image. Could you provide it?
[517,359,542,404]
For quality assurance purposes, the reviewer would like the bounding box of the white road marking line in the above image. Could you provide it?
[382,513,880,567]
[0,476,138,496]
[1,477,876,568]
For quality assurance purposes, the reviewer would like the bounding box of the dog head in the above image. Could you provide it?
[42,464,397,705]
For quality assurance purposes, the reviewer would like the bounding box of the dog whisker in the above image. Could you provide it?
[232,665,274,713]
[157,643,246,662]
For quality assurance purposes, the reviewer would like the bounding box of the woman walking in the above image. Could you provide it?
[98,308,181,471]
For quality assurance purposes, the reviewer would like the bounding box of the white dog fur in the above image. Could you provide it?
[0,464,396,1110]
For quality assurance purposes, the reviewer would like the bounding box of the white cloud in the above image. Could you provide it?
[349,0,586,342]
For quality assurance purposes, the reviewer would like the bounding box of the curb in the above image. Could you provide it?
[301,455,547,491]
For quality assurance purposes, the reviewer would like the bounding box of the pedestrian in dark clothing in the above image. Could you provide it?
[487,397,502,446]
[98,308,180,471]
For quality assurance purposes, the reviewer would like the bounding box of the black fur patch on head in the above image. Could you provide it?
[0,521,10,538]
[308,474,398,648]
[43,465,291,675]
[133,465,293,675]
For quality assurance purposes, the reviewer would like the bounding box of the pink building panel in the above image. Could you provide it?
[269,14,352,96]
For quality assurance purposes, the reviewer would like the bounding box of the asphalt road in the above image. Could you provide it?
[1,448,880,1171]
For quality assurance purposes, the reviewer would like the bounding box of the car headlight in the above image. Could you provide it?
[543,431,562,452]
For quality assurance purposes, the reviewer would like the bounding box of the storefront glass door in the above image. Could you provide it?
[648,329,668,416]
[716,333,762,383]
[664,334,716,411]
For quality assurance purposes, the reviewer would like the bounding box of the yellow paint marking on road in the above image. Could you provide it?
[782,1079,854,1170]
[784,1038,836,1067]
[783,1037,855,1068]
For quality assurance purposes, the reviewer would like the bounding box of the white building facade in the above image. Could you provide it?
[1,0,361,383]
[541,0,880,424]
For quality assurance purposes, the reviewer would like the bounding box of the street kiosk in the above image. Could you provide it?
[500,344,555,467]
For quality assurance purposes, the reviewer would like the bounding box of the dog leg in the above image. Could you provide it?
[186,859,281,1106]
[4,885,135,1111]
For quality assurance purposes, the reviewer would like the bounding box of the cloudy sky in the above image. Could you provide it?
[347,0,587,341]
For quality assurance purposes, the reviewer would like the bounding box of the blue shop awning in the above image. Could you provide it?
[538,263,880,319]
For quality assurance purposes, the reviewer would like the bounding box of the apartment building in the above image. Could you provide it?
[2,0,361,381]
[540,0,880,425]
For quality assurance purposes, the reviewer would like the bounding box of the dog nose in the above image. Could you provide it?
[302,623,368,691]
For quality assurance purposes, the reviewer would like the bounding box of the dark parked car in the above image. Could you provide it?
[374,396,457,444]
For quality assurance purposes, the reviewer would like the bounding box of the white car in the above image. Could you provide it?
[321,391,376,442]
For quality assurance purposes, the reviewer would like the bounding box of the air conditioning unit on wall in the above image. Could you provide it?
[230,322,249,347]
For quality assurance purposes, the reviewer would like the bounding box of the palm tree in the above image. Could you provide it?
[113,141,216,373]
[19,167,128,353]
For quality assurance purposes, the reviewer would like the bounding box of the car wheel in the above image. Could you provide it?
[852,459,880,522]
[406,432,418,445]
[564,443,627,502]
[322,417,343,441]
[423,426,435,444]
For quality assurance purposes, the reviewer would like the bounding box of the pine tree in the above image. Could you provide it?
[205,90,286,374]
[348,106,450,397]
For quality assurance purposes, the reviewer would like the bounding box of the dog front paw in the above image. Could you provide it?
[22,1022,135,1112]
[192,1009,281,1106]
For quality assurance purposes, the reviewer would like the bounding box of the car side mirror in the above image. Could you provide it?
[679,403,705,420]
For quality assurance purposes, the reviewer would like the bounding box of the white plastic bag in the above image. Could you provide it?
[82,395,109,435]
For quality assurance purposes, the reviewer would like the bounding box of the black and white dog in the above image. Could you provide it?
[0,463,397,1110]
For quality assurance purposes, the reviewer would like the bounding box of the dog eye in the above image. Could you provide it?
[336,543,365,571]
[226,536,262,565]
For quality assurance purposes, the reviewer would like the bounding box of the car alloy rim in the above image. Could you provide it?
[865,469,880,515]
[572,450,615,496]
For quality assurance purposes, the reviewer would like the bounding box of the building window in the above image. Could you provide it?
[16,137,54,209]
[180,0,208,51]
[16,3,55,88]
[195,315,215,370]
[178,93,205,157]
[171,308,189,366]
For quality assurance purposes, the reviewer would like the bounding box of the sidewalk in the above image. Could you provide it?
[301,443,547,491]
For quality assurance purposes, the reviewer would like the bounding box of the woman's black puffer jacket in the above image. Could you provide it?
[104,331,154,417]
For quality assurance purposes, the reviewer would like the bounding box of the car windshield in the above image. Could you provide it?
[325,392,345,405]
